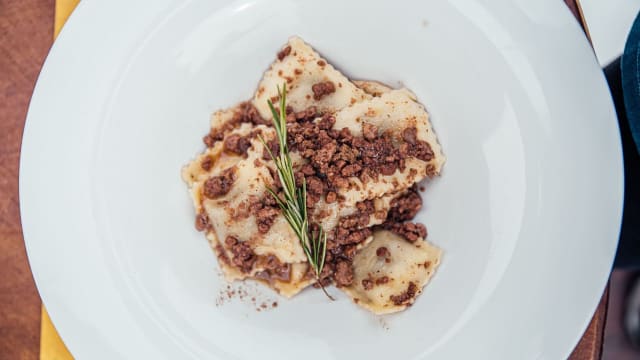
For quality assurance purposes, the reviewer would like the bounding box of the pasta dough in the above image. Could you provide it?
[182,37,444,311]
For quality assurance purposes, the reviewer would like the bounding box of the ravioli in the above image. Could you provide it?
[206,231,313,298]
[342,230,441,314]
[192,127,308,261]
[182,123,252,187]
[252,36,370,119]
[183,37,445,311]
[334,88,445,174]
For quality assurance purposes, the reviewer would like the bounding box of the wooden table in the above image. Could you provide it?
[0,0,608,358]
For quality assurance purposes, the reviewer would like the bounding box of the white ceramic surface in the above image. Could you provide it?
[581,0,640,65]
[20,0,623,359]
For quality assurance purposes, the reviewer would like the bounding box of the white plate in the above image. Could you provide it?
[20,0,623,359]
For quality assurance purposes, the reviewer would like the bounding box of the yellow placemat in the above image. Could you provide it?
[54,0,80,38]
[42,3,80,358]
[41,307,72,360]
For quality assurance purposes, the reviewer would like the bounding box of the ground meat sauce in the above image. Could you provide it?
[295,105,320,122]
[387,189,422,222]
[362,123,378,141]
[291,117,408,188]
[352,132,403,178]
[200,156,214,171]
[314,226,370,287]
[262,138,280,160]
[224,234,293,282]
[203,132,222,148]
[254,255,291,283]
[390,281,418,306]
[402,127,418,144]
[225,236,256,273]
[334,260,354,287]
[277,45,291,61]
[398,127,435,162]
[305,176,324,197]
[285,115,349,191]
[279,110,439,286]
[376,246,389,258]
[341,164,362,177]
[362,278,374,290]
[201,98,435,289]
[203,168,236,199]
[250,194,281,234]
[361,273,390,290]
[215,244,232,266]
[203,102,265,148]
[335,227,372,246]
[195,212,209,232]
[338,200,374,230]
[312,226,369,287]
[383,222,427,242]
[223,133,252,155]
[311,81,336,100]
[255,207,280,234]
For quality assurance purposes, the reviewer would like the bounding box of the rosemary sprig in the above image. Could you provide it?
[260,84,333,300]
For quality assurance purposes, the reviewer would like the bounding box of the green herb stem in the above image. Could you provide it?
[260,84,333,300]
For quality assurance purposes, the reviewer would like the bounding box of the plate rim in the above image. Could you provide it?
[19,0,624,358]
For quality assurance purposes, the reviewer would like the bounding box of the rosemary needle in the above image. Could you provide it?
[260,84,334,300]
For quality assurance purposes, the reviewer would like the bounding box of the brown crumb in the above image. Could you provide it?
[194,212,209,232]
[223,134,252,155]
[399,128,435,162]
[402,127,417,144]
[325,191,337,203]
[251,194,281,234]
[311,81,336,100]
[262,138,280,161]
[387,190,423,222]
[215,282,278,312]
[376,246,389,258]
[334,260,354,287]
[362,278,374,290]
[203,133,217,148]
[203,168,236,199]
[341,164,362,177]
[226,236,256,273]
[362,123,378,141]
[390,282,418,306]
[277,45,291,60]
[200,156,214,171]
[384,222,427,242]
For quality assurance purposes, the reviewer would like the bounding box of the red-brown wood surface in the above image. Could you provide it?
[0,0,607,359]
[0,0,54,358]
[564,0,605,357]
[570,288,609,359]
